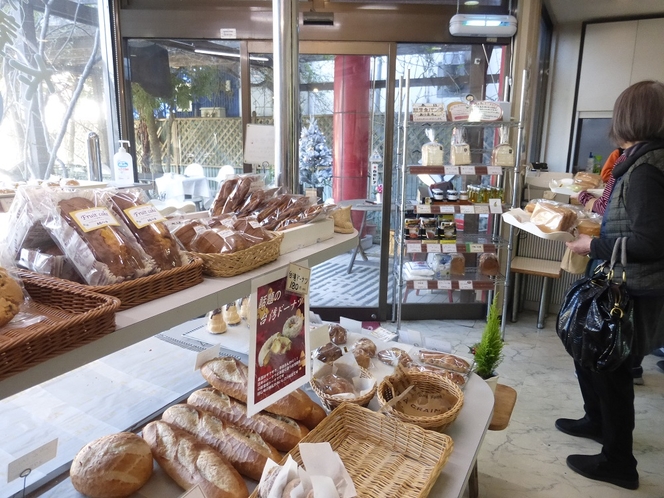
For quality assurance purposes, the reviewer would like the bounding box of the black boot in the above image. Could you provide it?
[555,416,603,444]
[567,453,639,490]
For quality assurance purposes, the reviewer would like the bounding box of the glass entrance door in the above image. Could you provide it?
[249,42,394,322]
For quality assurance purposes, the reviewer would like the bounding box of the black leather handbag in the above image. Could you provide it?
[556,237,633,372]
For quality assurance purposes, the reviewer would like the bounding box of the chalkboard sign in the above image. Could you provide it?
[244,124,275,165]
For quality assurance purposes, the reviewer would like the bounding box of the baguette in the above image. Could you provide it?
[162,404,280,481]
[187,388,309,452]
[142,420,248,498]
[200,357,326,429]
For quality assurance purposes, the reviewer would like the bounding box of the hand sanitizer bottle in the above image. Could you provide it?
[113,140,134,186]
[586,152,594,172]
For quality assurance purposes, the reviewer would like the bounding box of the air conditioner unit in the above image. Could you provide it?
[449,14,517,38]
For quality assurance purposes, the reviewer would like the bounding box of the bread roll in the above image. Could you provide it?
[353,350,371,368]
[315,374,355,395]
[200,358,326,429]
[187,388,308,452]
[313,342,343,363]
[0,268,23,328]
[577,219,601,237]
[162,404,280,481]
[70,432,153,498]
[328,324,347,345]
[142,420,248,498]
[377,348,412,367]
[352,338,377,357]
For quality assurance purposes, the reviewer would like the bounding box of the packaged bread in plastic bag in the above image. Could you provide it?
[529,199,579,233]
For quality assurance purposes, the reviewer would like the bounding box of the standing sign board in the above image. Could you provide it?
[247,265,310,416]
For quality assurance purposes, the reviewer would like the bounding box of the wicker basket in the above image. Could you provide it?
[85,254,204,311]
[249,402,453,498]
[0,272,121,381]
[310,367,377,410]
[377,366,464,431]
[192,233,283,278]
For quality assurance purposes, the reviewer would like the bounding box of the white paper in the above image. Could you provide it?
[299,443,357,498]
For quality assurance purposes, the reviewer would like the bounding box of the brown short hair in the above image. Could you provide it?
[610,80,664,144]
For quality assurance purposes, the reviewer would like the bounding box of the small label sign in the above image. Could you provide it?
[460,205,474,214]
[460,166,475,175]
[426,244,441,253]
[413,280,428,290]
[444,166,460,175]
[437,280,452,290]
[442,244,457,253]
[8,439,58,483]
[475,205,490,214]
[195,344,221,371]
[71,207,120,232]
[418,204,432,214]
[286,263,311,296]
[469,243,484,253]
[406,243,421,253]
[219,29,237,39]
[487,166,503,176]
[124,204,167,229]
[459,280,474,290]
[489,199,503,213]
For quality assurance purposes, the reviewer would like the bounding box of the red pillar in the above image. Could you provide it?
[332,55,371,229]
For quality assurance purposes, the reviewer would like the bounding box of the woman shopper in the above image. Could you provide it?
[563,80,664,490]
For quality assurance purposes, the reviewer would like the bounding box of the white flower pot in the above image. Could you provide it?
[484,374,499,393]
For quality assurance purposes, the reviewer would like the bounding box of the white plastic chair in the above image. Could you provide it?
[184,163,205,178]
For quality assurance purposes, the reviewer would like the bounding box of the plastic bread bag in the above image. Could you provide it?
[222,173,266,214]
[449,252,466,275]
[416,349,472,374]
[189,227,255,254]
[529,199,580,233]
[421,128,444,166]
[377,347,413,367]
[169,219,208,251]
[209,175,239,216]
[313,354,375,400]
[573,171,602,191]
[17,244,84,283]
[42,188,157,285]
[262,195,312,231]
[478,252,500,276]
[574,211,602,237]
[233,216,274,244]
[402,361,469,388]
[101,188,186,272]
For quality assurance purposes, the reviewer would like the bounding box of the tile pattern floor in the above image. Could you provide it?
[389,312,664,498]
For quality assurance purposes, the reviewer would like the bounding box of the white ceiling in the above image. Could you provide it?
[544,0,664,24]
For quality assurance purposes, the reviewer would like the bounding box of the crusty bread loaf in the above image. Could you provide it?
[200,358,326,429]
[162,404,280,481]
[108,191,182,271]
[142,420,248,498]
[58,196,149,279]
[70,432,153,498]
[187,388,308,452]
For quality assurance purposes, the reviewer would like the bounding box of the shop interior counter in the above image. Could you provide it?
[0,230,358,400]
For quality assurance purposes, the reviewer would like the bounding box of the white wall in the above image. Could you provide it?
[542,22,582,172]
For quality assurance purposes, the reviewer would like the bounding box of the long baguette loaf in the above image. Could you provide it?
[200,358,327,429]
[142,420,248,498]
[162,404,280,481]
[187,388,309,452]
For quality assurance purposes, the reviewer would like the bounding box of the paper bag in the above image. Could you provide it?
[561,247,588,274]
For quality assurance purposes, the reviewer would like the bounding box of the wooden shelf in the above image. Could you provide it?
[409,165,509,175]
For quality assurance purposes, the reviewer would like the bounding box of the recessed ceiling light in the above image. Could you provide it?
[465,1,480,5]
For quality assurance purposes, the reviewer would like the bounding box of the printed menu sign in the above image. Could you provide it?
[247,266,310,416]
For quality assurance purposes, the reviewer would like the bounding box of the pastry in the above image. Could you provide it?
[353,350,371,368]
[328,323,347,345]
[377,348,412,366]
[417,350,471,373]
[352,337,377,357]
[315,374,355,396]
[224,303,241,325]
[239,297,249,320]
[0,268,23,328]
[70,432,153,498]
[206,308,227,334]
[258,333,292,366]
[313,342,343,363]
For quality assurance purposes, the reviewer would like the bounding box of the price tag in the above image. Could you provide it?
[406,243,421,253]
[487,166,503,175]
[460,166,476,175]
[418,204,432,214]
[469,243,484,253]
[219,29,237,39]
[124,204,167,229]
[459,280,474,290]
[426,244,442,253]
[444,166,460,175]
[179,485,207,498]
[489,199,503,213]
[286,262,311,296]
[8,439,58,483]
[439,205,455,214]
[195,344,220,371]
[437,280,452,290]
[413,280,428,290]
[475,205,490,214]
[460,205,474,214]
[71,207,120,232]
[442,244,457,253]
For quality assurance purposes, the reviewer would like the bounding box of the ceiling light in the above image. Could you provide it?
[464,1,480,5]
[449,14,517,37]
[194,49,269,62]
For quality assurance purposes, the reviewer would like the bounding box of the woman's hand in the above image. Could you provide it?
[566,234,594,256]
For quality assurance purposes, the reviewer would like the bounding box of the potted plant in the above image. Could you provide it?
[473,293,503,392]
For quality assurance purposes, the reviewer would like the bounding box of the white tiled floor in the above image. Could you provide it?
[392,312,664,498]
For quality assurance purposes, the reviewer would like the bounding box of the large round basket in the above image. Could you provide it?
[377,367,464,431]
[310,367,377,411]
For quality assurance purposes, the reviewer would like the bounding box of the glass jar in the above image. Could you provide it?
[446,189,459,201]
[459,190,469,201]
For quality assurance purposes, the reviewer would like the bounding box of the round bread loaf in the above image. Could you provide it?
[317,374,355,395]
[352,337,377,357]
[0,269,23,328]
[70,432,153,498]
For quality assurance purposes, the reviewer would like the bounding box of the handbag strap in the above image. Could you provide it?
[609,237,627,282]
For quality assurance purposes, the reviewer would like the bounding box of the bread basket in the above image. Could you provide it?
[191,232,283,278]
[377,364,464,431]
[310,367,377,410]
